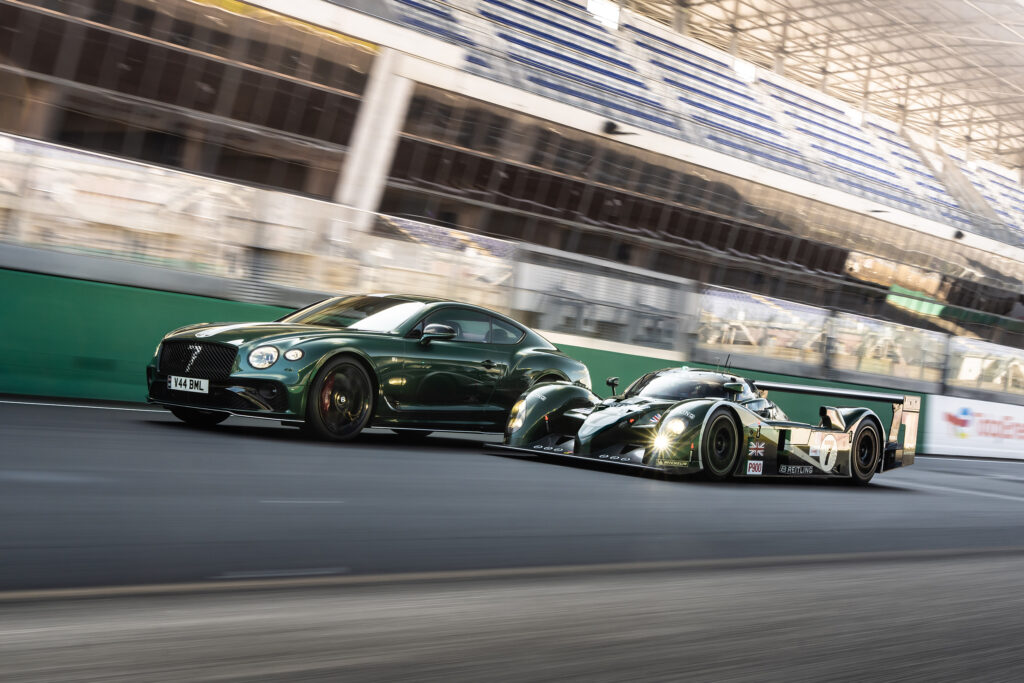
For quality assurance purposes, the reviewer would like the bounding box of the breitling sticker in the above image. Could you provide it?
[748,441,765,457]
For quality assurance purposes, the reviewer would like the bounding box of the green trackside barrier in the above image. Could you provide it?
[0,269,290,402]
[0,268,923,448]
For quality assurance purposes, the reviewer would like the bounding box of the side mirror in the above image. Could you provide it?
[420,323,456,345]
[724,382,745,394]
[606,376,620,396]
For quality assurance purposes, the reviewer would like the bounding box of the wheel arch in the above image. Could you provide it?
[847,410,885,473]
[302,348,380,418]
[695,400,745,474]
[534,371,568,385]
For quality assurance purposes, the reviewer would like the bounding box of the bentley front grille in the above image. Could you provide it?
[158,341,237,379]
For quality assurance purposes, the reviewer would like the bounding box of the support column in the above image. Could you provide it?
[333,48,414,232]
[671,1,690,36]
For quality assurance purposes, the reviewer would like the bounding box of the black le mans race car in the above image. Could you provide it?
[147,294,590,440]
[497,367,919,484]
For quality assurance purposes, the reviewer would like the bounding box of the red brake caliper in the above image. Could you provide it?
[321,375,335,413]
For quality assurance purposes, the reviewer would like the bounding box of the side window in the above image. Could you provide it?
[424,308,491,342]
[488,317,524,345]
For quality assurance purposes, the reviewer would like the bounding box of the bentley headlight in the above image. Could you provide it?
[284,348,304,361]
[248,346,279,369]
[653,433,671,452]
[666,418,687,435]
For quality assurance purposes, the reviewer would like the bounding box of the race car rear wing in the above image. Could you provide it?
[754,381,919,470]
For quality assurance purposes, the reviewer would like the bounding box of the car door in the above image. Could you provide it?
[398,307,514,427]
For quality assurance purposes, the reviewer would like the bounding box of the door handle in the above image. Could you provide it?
[482,360,497,369]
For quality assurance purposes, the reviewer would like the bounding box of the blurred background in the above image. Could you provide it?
[4,0,1024,680]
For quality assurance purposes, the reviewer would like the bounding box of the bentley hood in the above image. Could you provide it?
[163,322,376,347]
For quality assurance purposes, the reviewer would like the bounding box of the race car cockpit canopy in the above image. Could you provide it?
[624,369,757,402]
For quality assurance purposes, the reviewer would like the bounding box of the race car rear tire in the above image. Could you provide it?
[700,408,740,481]
[304,356,374,442]
[850,421,881,485]
[170,407,229,427]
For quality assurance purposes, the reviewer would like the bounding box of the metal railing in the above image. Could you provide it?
[4,132,1024,402]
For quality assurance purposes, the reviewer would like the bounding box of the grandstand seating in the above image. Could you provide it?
[377,0,1024,251]
[950,156,1024,246]
[622,23,814,180]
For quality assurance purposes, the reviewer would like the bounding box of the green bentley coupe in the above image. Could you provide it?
[147,294,590,440]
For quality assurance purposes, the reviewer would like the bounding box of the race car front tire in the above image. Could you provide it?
[701,408,740,480]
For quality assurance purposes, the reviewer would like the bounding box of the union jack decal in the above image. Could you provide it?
[649,413,662,424]
[748,441,766,457]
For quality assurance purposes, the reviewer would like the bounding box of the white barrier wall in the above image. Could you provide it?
[925,395,1024,459]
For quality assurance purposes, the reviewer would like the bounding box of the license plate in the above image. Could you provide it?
[168,376,209,393]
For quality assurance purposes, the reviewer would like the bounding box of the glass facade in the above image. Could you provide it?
[382,86,1024,328]
[0,0,374,195]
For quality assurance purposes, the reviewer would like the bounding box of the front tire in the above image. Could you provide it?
[304,356,374,442]
[700,408,741,481]
[850,421,881,485]
[169,407,228,427]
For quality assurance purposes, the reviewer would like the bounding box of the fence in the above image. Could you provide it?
[3,132,1024,403]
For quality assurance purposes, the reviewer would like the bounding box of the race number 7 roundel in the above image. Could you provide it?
[819,434,839,471]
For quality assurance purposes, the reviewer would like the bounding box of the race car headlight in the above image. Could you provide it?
[509,400,525,431]
[248,346,279,369]
[666,418,687,435]
[283,348,304,361]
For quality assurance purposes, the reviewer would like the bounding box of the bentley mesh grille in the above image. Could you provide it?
[158,341,237,379]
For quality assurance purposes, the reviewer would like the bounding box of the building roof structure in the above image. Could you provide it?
[629,0,1024,172]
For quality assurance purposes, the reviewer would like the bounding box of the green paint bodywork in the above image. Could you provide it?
[146,298,591,431]
[505,368,914,478]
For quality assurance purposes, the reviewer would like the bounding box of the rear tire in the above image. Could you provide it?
[170,407,228,427]
[850,421,881,485]
[304,356,374,442]
[700,408,741,481]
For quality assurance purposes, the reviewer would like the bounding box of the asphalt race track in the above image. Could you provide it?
[3,399,1024,680]
[3,400,1024,591]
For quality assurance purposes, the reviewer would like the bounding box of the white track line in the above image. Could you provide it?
[0,399,161,413]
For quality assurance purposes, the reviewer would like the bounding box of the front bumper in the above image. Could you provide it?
[490,443,701,474]
[147,366,301,419]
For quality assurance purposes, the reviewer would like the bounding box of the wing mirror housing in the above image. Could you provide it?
[724,382,745,394]
[419,323,456,345]
[606,376,620,396]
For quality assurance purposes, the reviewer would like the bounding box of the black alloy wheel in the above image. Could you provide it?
[305,356,374,441]
[850,421,881,485]
[170,406,229,427]
[701,408,740,480]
